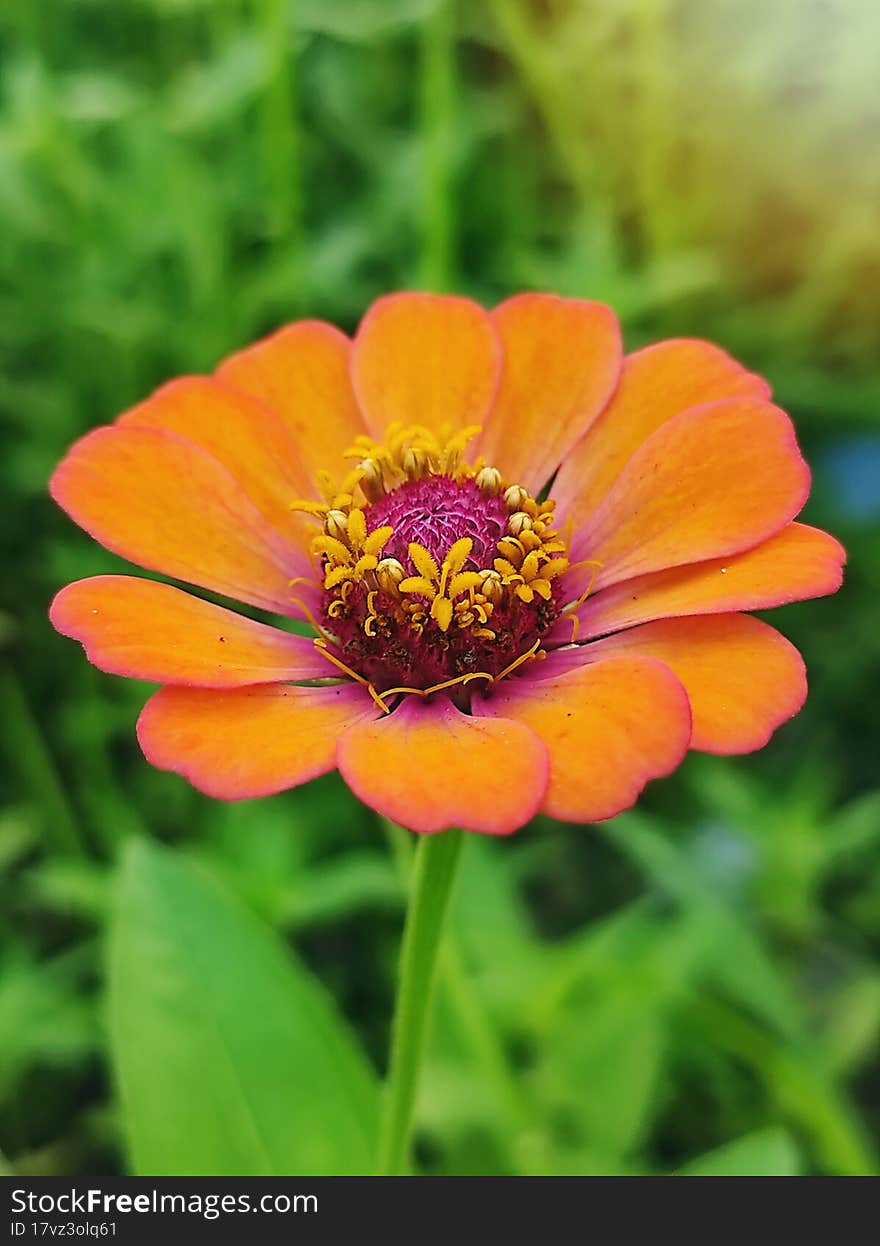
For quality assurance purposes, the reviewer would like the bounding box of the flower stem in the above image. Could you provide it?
[377,827,465,1175]
[380,817,541,1171]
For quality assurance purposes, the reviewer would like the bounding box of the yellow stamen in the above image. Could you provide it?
[289,595,334,643]
[368,684,392,714]
[475,466,502,494]
[493,638,543,683]
[503,484,528,511]
[313,639,371,687]
[508,511,533,536]
[296,422,574,697]
[560,559,604,616]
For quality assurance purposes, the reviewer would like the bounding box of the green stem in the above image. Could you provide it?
[419,0,456,291]
[377,827,465,1175]
[259,0,304,305]
[380,817,540,1172]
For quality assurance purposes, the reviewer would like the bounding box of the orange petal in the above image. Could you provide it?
[479,655,691,823]
[50,424,310,615]
[216,320,366,493]
[50,576,328,687]
[561,522,845,642]
[476,293,621,492]
[584,614,806,754]
[575,398,810,588]
[351,292,502,440]
[138,682,369,799]
[337,696,548,835]
[555,338,770,527]
[119,376,310,543]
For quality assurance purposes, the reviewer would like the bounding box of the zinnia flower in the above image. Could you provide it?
[49,293,844,834]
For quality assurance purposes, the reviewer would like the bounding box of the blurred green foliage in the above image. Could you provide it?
[1,0,878,1176]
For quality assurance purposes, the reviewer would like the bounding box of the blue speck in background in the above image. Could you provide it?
[819,435,880,522]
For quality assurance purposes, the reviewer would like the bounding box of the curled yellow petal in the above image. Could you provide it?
[399,575,437,598]
[409,542,440,583]
[443,537,473,579]
[447,571,483,599]
[431,596,454,631]
[363,525,394,558]
[347,507,367,550]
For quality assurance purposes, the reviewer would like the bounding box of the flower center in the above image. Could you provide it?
[291,423,574,707]
[367,475,509,570]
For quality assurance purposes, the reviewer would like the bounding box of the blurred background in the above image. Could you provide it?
[1,0,879,1177]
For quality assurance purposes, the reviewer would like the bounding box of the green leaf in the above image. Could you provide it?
[547,1002,666,1158]
[677,1127,802,1176]
[108,838,378,1175]
[602,813,808,1040]
[0,951,97,1099]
